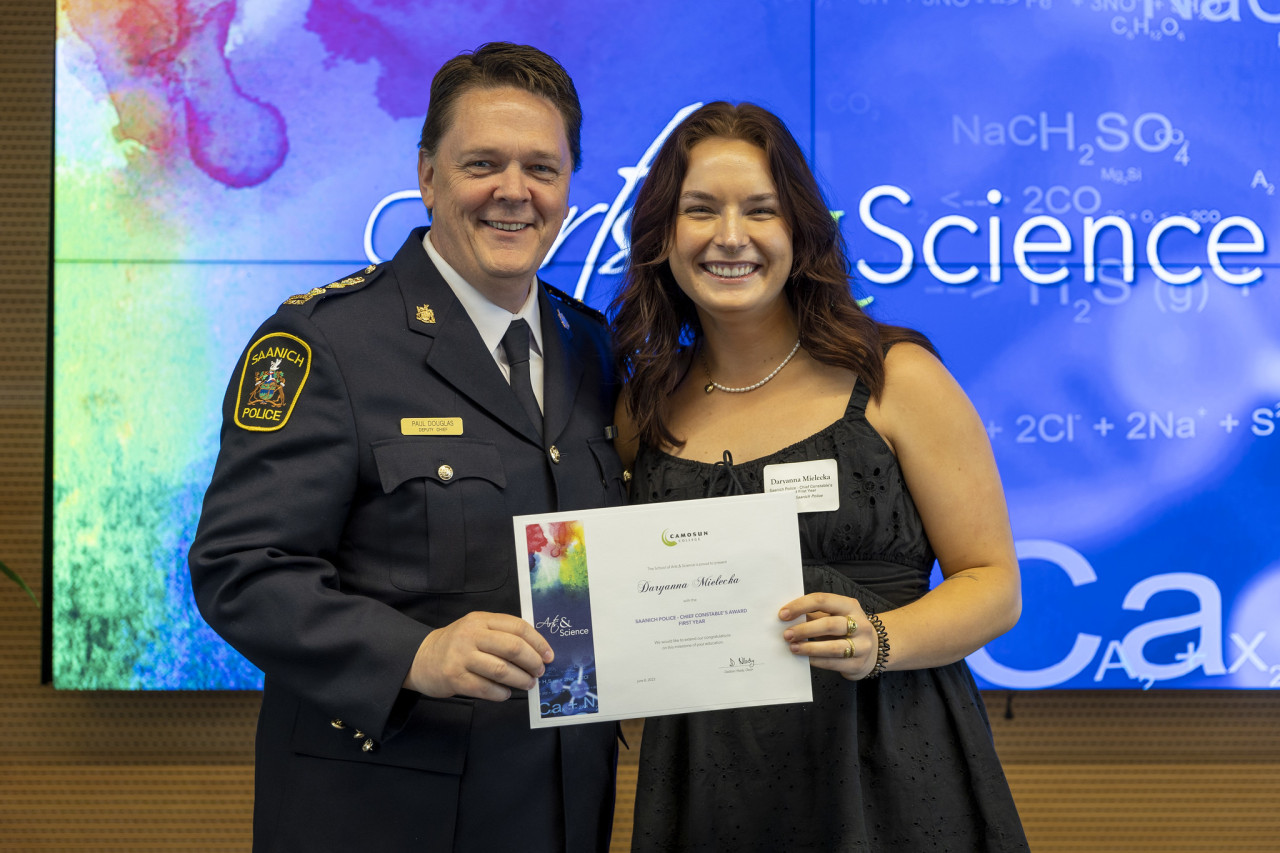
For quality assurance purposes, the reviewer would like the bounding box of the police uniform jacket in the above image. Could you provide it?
[189,227,627,852]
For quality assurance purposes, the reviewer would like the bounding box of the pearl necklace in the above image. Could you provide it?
[701,339,801,394]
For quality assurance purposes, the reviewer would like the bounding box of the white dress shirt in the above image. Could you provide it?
[423,231,545,412]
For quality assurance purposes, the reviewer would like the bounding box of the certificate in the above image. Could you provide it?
[514,491,812,728]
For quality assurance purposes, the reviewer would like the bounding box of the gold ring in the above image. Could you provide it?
[846,616,857,637]
[842,638,854,659]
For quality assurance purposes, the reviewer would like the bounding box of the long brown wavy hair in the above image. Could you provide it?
[610,101,934,451]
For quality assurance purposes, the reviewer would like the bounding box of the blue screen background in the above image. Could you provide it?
[53,0,1280,689]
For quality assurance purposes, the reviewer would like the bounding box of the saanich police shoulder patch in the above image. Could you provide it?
[234,332,312,431]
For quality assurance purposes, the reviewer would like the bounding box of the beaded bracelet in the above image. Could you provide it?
[865,611,890,677]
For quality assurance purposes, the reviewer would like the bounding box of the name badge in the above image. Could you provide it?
[401,417,463,436]
[762,460,839,512]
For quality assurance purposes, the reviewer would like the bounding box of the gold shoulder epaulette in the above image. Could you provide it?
[283,263,383,307]
[543,282,607,325]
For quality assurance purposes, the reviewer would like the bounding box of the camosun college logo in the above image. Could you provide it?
[661,528,710,547]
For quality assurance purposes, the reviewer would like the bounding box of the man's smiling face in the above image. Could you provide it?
[418,85,572,311]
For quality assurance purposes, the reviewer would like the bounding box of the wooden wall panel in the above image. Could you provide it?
[3,2,1278,850]
[985,691,1280,851]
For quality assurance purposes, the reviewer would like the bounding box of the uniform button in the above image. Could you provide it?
[549,446,561,464]
[623,470,632,482]
[353,730,365,740]
[362,738,376,752]
[438,464,454,481]
[330,718,346,729]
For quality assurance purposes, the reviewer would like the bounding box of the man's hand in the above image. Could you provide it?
[403,612,554,701]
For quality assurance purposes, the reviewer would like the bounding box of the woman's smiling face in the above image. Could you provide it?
[668,137,794,323]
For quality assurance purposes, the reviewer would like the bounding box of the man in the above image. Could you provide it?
[189,43,627,852]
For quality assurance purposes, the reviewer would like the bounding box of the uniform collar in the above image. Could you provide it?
[422,230,544,358]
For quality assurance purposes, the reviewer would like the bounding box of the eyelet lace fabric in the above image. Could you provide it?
[627,378,1029,853]
[634,384,933,585]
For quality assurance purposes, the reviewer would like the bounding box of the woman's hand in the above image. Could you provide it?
[780,592,876,681]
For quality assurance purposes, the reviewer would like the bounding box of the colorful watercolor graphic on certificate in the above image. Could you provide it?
[525,521,599,719]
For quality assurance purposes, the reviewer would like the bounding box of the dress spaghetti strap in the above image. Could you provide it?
[846,377,871,418]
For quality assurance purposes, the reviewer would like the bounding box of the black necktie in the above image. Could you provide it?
[501,319,543,440]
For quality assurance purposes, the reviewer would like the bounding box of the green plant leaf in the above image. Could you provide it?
[1,559,38,604]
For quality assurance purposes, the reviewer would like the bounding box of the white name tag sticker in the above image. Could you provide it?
[762,459,840,512]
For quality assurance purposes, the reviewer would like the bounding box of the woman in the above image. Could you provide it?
[611,102,1029,851]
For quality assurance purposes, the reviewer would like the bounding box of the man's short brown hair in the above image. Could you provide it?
[419,42,583,172]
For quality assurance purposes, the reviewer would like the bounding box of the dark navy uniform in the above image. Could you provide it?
[190,228,626,852]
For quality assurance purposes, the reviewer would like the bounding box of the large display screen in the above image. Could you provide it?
[53,1,1280,689]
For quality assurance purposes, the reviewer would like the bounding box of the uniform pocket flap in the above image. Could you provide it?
[586,435,625,485]
[372,437,507,493]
